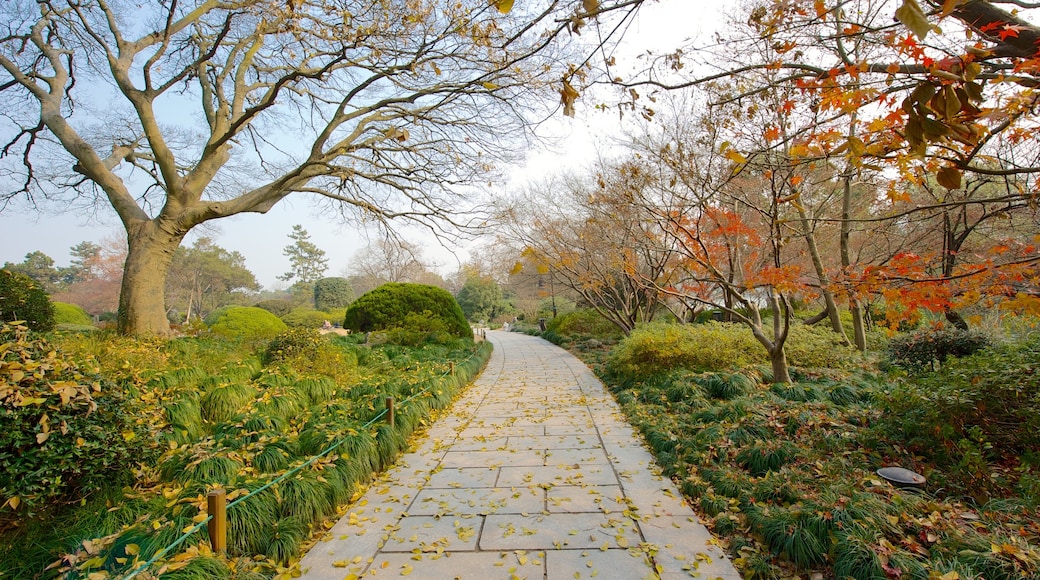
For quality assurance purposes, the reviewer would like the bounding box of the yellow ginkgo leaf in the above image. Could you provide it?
[492,0,514,14]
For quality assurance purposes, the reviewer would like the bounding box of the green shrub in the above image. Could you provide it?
[0,323,149,522]
[880,334,1040,485]
[784,323,861,368]
[253,299,294,317]
[385,310,456,346]
[546,309,624,339]
[263,328,357,381]
[0,269,54,331]
[343,283,470,339]
[205,306,288,339]
[52,301,93,326]
[884,326,992,373]
[607,322,760,380]
[281,308,328,329]
[313,277,354,311]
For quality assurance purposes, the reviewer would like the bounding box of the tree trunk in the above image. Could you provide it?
[850,299,867,352]
[795,199,851,345]
[770,345,792,384]
[945,308,970,331]
[117,222,185,336]
[840,171,866,353]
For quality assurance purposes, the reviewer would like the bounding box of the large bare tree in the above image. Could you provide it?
[0,0,639,335]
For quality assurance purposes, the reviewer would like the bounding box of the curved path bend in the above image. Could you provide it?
[298,331,740,580]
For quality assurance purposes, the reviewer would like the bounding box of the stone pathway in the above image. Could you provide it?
[297,331,740,579]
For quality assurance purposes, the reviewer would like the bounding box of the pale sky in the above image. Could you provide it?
[0,0,721,289]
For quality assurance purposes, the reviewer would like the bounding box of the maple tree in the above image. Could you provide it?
[0,0,638,336]
[610,0,1040,330]
[502,160,677,334]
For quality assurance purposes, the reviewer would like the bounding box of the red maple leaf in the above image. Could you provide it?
[979,21,1004,34]
[999,24,1027,40]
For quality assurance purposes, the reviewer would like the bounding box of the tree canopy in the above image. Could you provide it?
[0,0,640,336]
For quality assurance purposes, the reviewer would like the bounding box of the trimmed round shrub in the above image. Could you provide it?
[205,306,287,339]
[0,269,54,331]
[254,299,294,317]
[282,308,328,329]
[53,301,93,326]
[343,283,470,339]
[385,310,455,346]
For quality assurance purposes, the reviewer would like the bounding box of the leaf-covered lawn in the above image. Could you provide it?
[561,330,1040,580]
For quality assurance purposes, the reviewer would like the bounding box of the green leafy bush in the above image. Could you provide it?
[0,323,149,522]
[880,334,1040,497]
[253,299,294,317]
[343,283,470,339]
[784,323,861,368]
[263,328,357,380]
[281,308,328,329]
[0,269,54,331]
[313,277,354,311]
[205,306,288,339]
[385,310,454,346]
[884,326,992,373]
[546,309,624,340]
[607,322,760,380]
[52,301,93,326]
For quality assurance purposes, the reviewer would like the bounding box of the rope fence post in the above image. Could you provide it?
[450,361,456,376]
[207,489,227,554]
[385,396,395,428]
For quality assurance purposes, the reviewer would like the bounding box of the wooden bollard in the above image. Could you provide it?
[386,396,395,428]
[207,489,227,554]
[450,361,456,376]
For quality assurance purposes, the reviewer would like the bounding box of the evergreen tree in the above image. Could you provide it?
[278,225,328,284]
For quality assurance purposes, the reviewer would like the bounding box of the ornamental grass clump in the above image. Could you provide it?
[595,341,1040,579]
[3,330,492,578]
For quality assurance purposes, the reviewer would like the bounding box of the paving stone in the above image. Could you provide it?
[367,550,545,579]
[545,485,627,514]
[545,548,653,580]
[505,434,599,450]
[381,514,483,553]
[408,487,545,516]
[425,467,501,488]
[640,515,741,579]
[497,464,618,488]
[448,435,510,452]
[480,513,641,551]
[440,449,544,468]
[542,446,611,466]
[459,425,545,438]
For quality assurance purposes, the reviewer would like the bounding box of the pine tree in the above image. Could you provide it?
[278,225,328,284]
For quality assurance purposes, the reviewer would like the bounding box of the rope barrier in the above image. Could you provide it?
[122,343,488,579]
